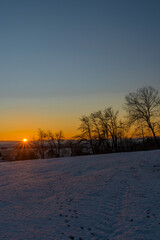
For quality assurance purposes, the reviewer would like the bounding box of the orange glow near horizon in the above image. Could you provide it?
[0,112,80,141]
[0,125,154,142]
[0,91,124,141]
[0,127,79,141]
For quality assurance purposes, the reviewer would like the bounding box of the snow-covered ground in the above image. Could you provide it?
[0,150,160,240]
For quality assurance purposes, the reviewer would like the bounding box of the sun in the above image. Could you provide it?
[23,138,28,142]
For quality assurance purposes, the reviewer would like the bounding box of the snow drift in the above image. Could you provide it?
[0,150,160,239]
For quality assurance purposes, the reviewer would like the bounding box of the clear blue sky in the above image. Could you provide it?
[0,0,160,140]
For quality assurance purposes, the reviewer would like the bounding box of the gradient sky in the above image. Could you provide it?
[0,0,160,140]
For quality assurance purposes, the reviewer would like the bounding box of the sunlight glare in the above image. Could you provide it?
[23,138,28,142]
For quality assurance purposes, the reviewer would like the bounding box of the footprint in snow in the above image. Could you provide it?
[69,236,75,239]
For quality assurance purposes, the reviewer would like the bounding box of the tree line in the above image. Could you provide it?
[17,86,160,160]
[76,86,160,154]
[30,86,160,159]
[1,86,160,161]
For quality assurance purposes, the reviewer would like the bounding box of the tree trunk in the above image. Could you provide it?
[148,122,159,148]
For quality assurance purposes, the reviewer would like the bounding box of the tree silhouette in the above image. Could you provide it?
[125,86,160,147]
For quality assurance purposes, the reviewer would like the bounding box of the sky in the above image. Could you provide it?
[0,0,160,140]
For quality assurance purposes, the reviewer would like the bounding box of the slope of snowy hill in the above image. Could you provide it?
[0,150,160,240]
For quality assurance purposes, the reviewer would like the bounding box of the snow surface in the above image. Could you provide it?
[0,150,160,240]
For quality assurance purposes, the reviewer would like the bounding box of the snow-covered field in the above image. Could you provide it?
[0,150,160,240]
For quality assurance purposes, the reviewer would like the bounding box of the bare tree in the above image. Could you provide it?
[34,129,48,159]
[77,108,125,153]
[55,130,64,157]
[94,110,111,152]
[124,86,160,147]
[131,120,148,150]
[90,112,105,153]
[78,115,95,154]
[94,108,129,152]
[47,130,64,157]
[47,130,57,157]
[103,107,120,152]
